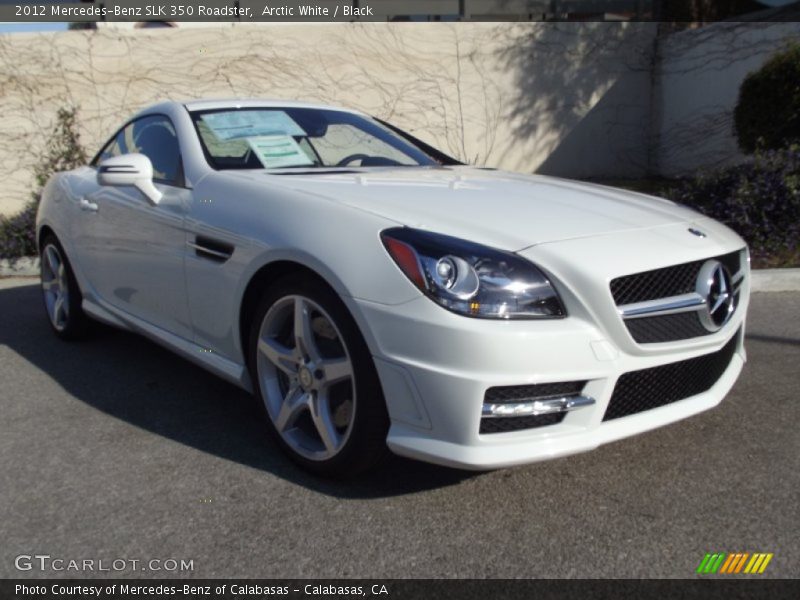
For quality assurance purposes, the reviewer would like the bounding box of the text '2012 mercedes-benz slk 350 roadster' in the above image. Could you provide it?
[37,99,749,476]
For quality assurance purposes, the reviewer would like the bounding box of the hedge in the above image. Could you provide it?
[734,43,800,153]
[665,146,800,267]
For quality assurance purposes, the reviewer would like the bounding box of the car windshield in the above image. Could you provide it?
[190,107,438,170]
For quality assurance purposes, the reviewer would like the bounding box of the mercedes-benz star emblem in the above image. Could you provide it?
[695,260,735,332]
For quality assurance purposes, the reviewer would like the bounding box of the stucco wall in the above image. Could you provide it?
[2,21,798,217]
[652,22,800,177]
[0,22,656,215]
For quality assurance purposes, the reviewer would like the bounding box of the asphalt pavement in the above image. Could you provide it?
[1,277,798,579]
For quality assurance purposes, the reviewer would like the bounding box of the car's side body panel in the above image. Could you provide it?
[79,183,192,338]
[182,170,423,365]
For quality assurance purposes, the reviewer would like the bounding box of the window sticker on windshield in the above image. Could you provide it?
[201,111,306,141]
[247,135,314,169]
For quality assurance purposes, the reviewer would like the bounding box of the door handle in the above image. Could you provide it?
[79,198,99,212]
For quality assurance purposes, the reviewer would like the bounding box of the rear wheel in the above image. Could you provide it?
[248,274,389,477]
[40,235,89,340]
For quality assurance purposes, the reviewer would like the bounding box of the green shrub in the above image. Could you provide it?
[0,202,38,261]
[0,107,87,260]
[32,107,88,196]
[734,43,800,153]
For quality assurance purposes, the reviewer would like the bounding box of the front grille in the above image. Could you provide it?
[610,250,742,306]
[625,312,710,343]
[602,331,739,421]
[717,251,743,276]
[612,250,743,344]
[480,381,585,434]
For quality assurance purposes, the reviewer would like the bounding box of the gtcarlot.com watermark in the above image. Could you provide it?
[15,554,194,573]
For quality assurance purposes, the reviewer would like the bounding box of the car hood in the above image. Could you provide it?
[233,167,701,251]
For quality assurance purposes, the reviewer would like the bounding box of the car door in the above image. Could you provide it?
[77,115,193,340]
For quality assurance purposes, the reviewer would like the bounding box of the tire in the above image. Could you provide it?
[40,234,90,340]
[248,273,389,477]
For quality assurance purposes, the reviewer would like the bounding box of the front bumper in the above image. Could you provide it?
[350,226,750,470]
[355,295,745,470]
[387,351,741,470]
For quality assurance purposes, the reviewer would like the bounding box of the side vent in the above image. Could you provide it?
[188,236,234,263]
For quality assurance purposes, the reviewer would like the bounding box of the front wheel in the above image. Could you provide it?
[40,235,89,340]
[248,275,389,477]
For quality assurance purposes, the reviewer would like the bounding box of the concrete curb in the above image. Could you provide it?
[0,257,39,278]
[2,256,800,292]
[750,268,800,292]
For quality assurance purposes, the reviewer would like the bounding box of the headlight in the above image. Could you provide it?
[380,227,566,319]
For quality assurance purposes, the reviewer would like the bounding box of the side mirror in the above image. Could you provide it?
[97,153,162,205]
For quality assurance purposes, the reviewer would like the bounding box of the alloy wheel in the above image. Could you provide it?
[256,295,356,461]
[41,244,70,332]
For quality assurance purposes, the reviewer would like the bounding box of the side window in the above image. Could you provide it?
[130,116,182,185]
[95,130,129,164]
[93,115,182,185]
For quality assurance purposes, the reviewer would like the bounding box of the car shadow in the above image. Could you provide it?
[744,333,800,347]
[0,281,476,498]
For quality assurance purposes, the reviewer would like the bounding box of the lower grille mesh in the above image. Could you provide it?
[480,413,564,434]
[603,331,739,421]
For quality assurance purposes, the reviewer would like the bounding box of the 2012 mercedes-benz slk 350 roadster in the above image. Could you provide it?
[37,99,749,476]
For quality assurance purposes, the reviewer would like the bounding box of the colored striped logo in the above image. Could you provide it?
[696,552,773,574]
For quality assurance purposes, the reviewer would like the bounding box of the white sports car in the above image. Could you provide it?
[37,99,749,476]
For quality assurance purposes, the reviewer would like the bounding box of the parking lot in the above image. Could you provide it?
[1,277,798,578]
